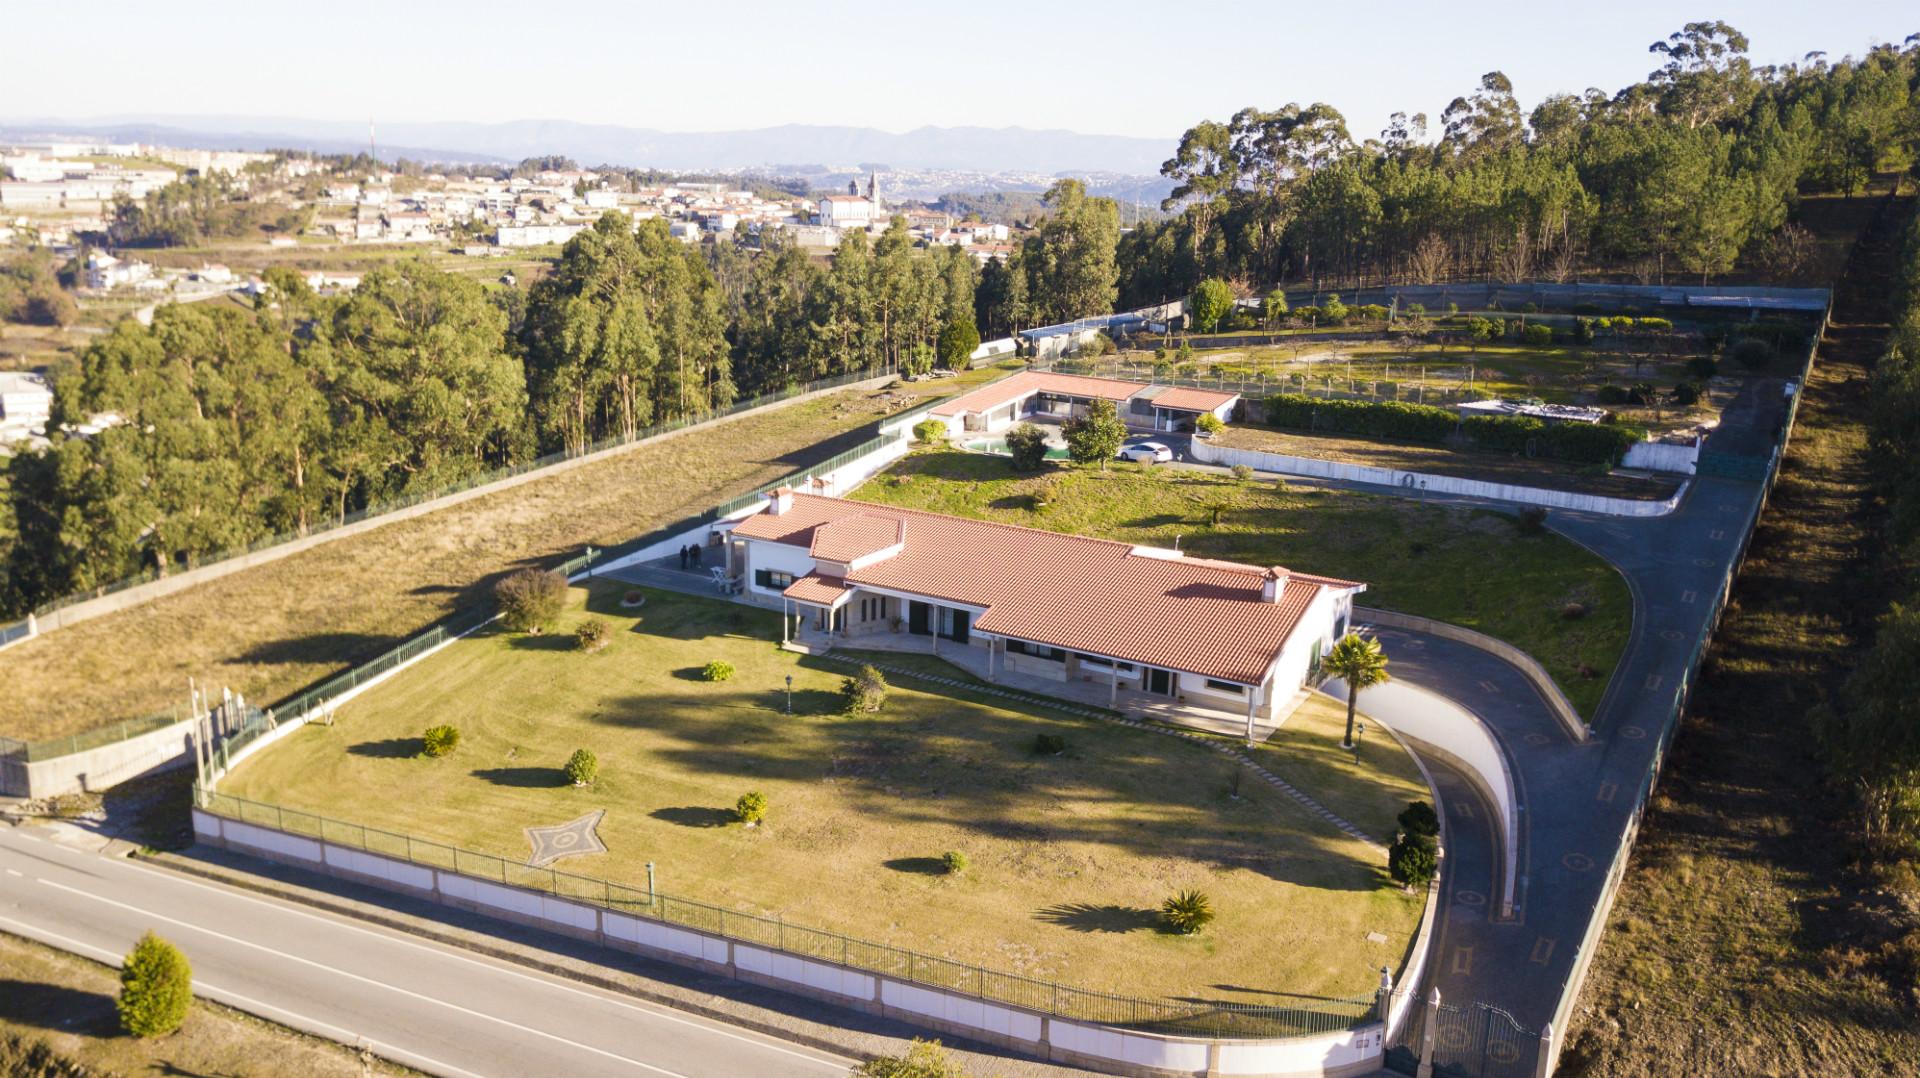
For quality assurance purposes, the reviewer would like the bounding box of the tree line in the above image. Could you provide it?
[1118,25,1920,306]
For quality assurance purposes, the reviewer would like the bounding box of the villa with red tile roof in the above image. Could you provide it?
[720,488,1363,734]
[924,370,1240,437]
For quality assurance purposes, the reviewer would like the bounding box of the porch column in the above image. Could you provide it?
[986,639,997,682]
[1110,664,1119,707]
[781,599,789,645]
[1245,691,1258,746]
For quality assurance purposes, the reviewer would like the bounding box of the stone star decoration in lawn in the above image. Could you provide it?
[523,809,608,868]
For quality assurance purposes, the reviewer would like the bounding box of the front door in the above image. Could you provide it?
[1146,668,1173,696]
[908,601,930,635]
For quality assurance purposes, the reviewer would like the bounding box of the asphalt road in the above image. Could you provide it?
[0,826,853,1078]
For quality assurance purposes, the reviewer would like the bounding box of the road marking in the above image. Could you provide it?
[1451,798,1477,820]
[1530,937,1557,965]
[1709,529,1726,540]
[1562,852,1595,872]
[1454,890,1486,908]
[1524,732,1550,746]
[1621,725,1647,740]
[99,855,848,1069]
[1450,946,1474,975]
[4,868,20,877]
[1477,680,1502,695]
[1596,782,1617,803]
[0,910,485,1078]
[1644,674,1664,691]
[41,878,704,1078]
[1681,589,1698,604]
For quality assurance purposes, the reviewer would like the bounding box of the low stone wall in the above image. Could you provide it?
[1190,438,1686,519]
[191,806,1413,1078]
[1,718,197,799]
[1358,606,1587,742]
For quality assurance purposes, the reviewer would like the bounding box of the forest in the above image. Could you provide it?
[3,23,1917,623]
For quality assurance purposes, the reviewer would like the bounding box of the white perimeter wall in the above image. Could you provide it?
[1191,438,1686,519]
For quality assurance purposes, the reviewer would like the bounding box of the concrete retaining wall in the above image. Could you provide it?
[192,806,1413,1077]
[1358,606,1587,742]
[6,374,898,648]
[1190,438,1686,518]
[1621,440,1700,475]
[1,717,198,799]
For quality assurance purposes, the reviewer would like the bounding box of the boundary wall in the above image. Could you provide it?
[1189,438,1686,519]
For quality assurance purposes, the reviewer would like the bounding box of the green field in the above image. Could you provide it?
[855,451,1630,717]
[224,584,1428,1006]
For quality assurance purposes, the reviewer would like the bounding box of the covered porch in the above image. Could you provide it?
[780,602,1306,743]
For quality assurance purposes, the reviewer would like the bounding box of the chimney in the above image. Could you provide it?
[766,487,795,516]
[1261,566,1290,602]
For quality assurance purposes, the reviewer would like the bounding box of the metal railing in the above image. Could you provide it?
[193,785,1375,1040]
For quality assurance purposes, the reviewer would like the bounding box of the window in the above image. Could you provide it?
[1204,679,1246,695]
[1008,640,1065,662]
[1076,653,1135,672]
[1130,396,1154,416]
[754,569,794,590]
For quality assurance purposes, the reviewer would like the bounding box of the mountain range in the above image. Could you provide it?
[0,115,1174,179]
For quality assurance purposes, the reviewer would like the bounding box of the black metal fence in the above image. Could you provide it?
[194,786,1377,1040]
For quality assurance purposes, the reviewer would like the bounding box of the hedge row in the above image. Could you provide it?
[1261,393,1644,466]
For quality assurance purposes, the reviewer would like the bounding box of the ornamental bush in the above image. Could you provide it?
[942,850,969,875]
[702,660,735,682]
[495,568,567,633]
[118,932,192,1038]
[1160,889,1215,935]
[565,748,599,786]
[1523,323,1554,346]
[854,1039,967,1077]
[422,724,460,757]
[1397,800,1440,839]
[1389,831,1438,889]
[913,418,948,444]
[575,618,610,652]
[1033,733,1068,755]
[1004,422,1050,471]
[735,790,768,825]
[1195,412,1226,436]
[1730,337,1777,370]
[1686,355,1720,381]
[842,664,888,713]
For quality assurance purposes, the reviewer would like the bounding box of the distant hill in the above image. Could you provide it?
[0,114,1172,177]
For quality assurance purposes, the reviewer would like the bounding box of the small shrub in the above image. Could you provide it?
[1230,463,1254,481]
[913,418,948,445]
[1389,832,1438,889]
[1161,889,1215,935]
[1033,733,1068,755]
[1004,422,1050,471]
[1729,337,1776,370]
[842,664,888,714]
[1670,382,1701,407]
[575,618,611,652]
[495,568,567,633]
[1195,412,1226,436]
[854,1039,966,1078]
[422,724,460,757]
[1523,323,1554,346]
[734,791,768,825]
[1515,506,1549,535]
[118,932,192,1038]
[1561,601,1591,620]
[620,588,646,608]
[1397,800,1440,839]
[1596,384,1630,405]
[1686,355,1719,381]
[942,850,969,875]
[565,748,599,786]
[702,660,735,682]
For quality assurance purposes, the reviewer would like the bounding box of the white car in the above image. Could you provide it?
[1117,441,1174,464]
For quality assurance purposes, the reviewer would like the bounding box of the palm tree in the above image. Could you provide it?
[1322,633,1390,749]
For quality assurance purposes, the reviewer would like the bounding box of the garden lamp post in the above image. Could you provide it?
[646,861,656,909]
[1354,721,1366,764]
[785,675,793,715]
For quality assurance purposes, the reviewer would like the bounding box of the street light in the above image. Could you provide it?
[785,675,793,715]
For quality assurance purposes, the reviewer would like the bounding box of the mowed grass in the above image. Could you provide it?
[1214,425,1680,501]
[0,930,419,1077]
[0,364,1020,743]
[223,584,1427,1004]
[854,451,1629,717]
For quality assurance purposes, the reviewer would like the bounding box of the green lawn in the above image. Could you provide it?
[855,451,1629,717]
[223,583,1426,1006]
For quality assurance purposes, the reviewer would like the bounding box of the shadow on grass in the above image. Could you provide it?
[1204,984,1366,1004]
[1034,902,1163,934]
[650,806,736,828]
[1124,513,1191,530]
[347,738,420,759]
[989,494,1040,512]
[0,979,114,1033]
[882,856,949,876]
[507,633,577,652]
[470,766,567,788]
[236,631,399,666]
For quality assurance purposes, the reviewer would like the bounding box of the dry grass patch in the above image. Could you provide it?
[0,365,1018,743]
[222,584,1426,1005]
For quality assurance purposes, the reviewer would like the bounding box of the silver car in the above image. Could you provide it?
[1117,441,1174,463]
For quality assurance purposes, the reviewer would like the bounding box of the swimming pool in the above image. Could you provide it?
[964,438,1073,460]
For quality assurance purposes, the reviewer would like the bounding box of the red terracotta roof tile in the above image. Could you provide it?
[783,572,852,605]
[735,494,1364,685]
[928,371,1149,419]
[808,514,904,563]
[1149,386,1239,412]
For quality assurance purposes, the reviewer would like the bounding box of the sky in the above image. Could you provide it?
[3,1,1915,142]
